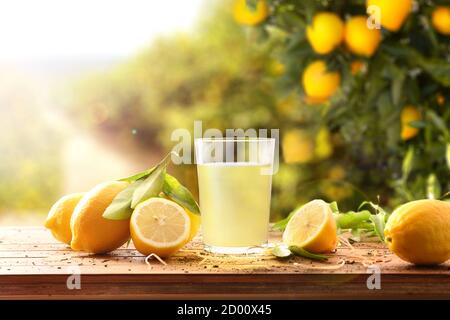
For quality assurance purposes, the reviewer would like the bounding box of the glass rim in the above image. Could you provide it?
[195,137,275,143]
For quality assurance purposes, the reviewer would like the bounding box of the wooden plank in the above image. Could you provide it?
[1,274,449,299]
[0,227,449,299]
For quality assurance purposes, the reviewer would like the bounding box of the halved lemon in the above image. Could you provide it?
[282,199,337,253]
[130,197,191,257]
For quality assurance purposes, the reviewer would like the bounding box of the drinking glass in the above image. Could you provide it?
[195,137,275,254]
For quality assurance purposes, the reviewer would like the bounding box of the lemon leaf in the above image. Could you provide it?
[271,244,292,258]
[119,167,155,183]
[369,213,385,242]
[288,246,329,261]
[131,158,168,209]
[162,174,200,214]
[329,201,339,213]
[103,180,143,220]
[446,143,450,170]
[426,173,441,200]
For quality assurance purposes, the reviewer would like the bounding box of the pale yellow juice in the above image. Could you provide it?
[197,162,272,248]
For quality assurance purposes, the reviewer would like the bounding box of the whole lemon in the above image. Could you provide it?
[306,12,345,54]
[45,193,85,245]
[432,6,450,35]
[345,16,382,57]
[70,181,131,254]
[385,199,450,265]
[282,129,315,164]
[233,0,269,26]
[401,105,421,140]
[367,0,412,32]
[302,60,340,100]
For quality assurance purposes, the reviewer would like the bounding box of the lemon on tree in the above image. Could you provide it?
[302,60,340,100]
[130,197,196,258]
[367,0,412,32]
[306,12,345,54]
[432,6,450,35]
[70,181,131,254]
[400,105,422,140]
[314,127,333,160]
[45,193,85,245]
[350,60,366,75]
[384,199,450,265]
[283,199,337,253]
[345,16,382,57]
[282,129,315,164]
[233,0,269,26]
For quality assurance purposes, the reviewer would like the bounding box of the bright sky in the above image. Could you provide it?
[0,0,204,61]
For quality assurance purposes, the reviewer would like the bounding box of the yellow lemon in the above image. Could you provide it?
[233,0,269,26]
[282,129,315,164]
[350,60,366,75]
[70,181,131,254]
[130,197,193,258]
[401,105,421,140]
[45,193,85,245]
[328,165,346,180]
[384,199,450,265]
[283,199,337,253]
[267,59,285,77]
[306,12,345,54]
[303,95,328,106]
[302,60,340,100]
[160,194,201,243]
[345,16,382,57]
[186,209,201,243]
[432,6,450,35]
[367,0,412,32]
[315,127,333,160]
[437,93,445,107]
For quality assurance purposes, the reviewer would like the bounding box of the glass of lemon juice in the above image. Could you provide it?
[195,137,275,254]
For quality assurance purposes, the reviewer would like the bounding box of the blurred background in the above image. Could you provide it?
[0,0,449,225]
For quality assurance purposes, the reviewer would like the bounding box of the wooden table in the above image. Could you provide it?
[0,227,448,299]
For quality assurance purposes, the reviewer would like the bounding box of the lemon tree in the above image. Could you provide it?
[242,0,450,206]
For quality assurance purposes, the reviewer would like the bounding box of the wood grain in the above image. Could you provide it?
[0,227,449,299]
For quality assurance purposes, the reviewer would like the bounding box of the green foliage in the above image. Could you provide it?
[69,0,449,219]
[262,0,450,207]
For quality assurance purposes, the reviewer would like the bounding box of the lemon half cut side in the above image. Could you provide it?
[130,197,191,258]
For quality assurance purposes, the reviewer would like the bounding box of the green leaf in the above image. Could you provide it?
[402,146,414,182]
[446,143,450,170]
[426,173,441,200]
[288,246,329,262]
[427,110,449,137]
[408,120,426,129]
[103,180,143,220]
[329,201,339,213]
[271,244,292,258]
[358,200,388,242]
[369,213,385,242]
[131,154,171,208]
[391,69,405,107]
[163,173,200,214]
[119,167,155,183]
